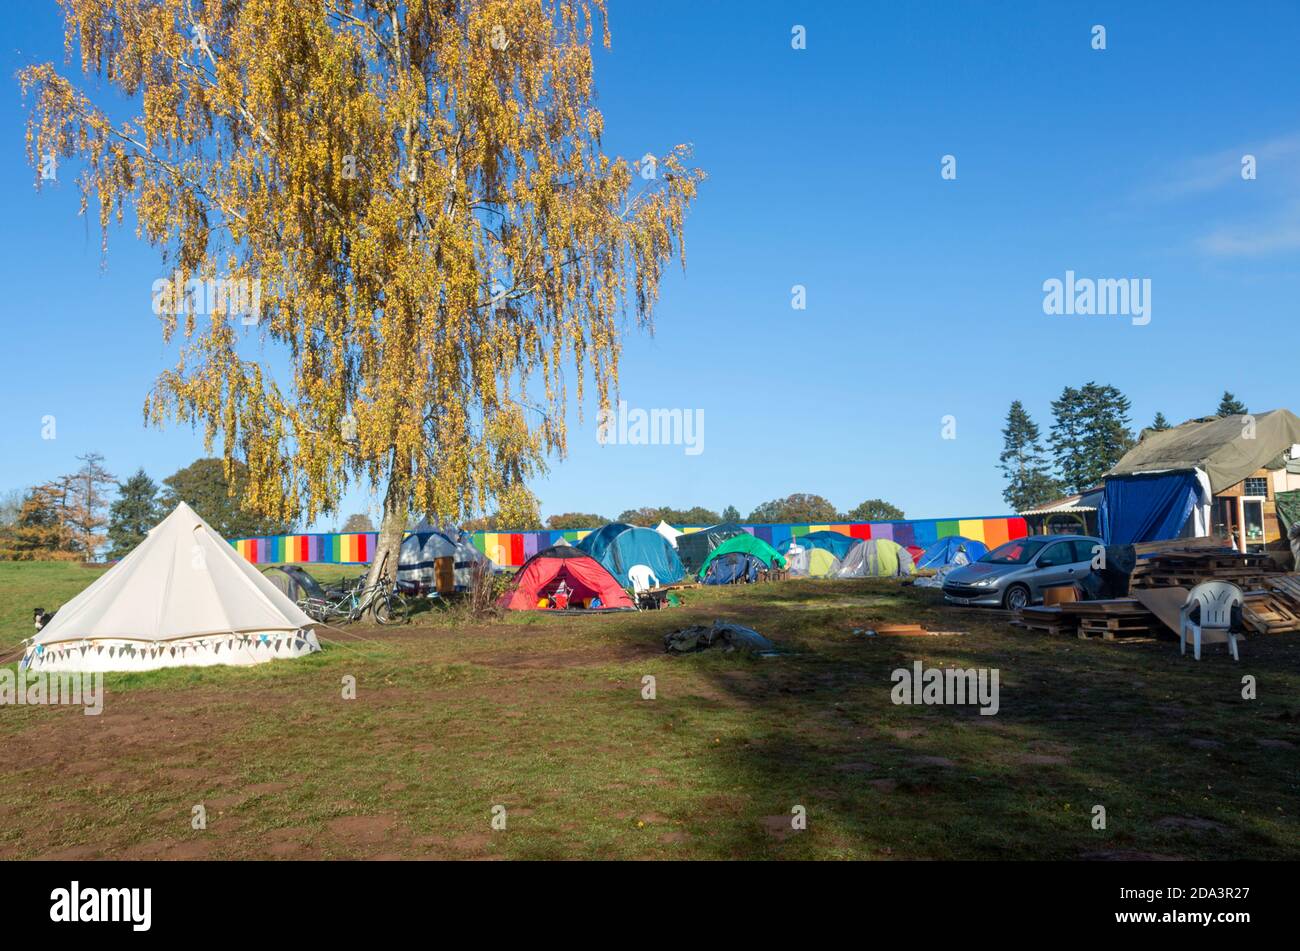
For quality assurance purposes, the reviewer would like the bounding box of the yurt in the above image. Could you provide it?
[398,518,488,589]
[24,502,320,672]
[834,538,917,578]
[497,546,634,611]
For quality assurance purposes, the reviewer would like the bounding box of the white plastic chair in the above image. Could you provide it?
[1179,581,1243,661]
[628,564,659,595]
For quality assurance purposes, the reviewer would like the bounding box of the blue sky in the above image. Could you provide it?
[3,1,1299,530]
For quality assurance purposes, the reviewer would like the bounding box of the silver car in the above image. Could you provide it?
[941,534,1103,611]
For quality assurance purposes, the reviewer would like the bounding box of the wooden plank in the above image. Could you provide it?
[1133,586,1190,636]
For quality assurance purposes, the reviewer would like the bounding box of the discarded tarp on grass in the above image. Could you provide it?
[664,620,776,654]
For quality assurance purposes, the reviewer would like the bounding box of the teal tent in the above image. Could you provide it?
[577,524,685,588]
[778,530,857,560]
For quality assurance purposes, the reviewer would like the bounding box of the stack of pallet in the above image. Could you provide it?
[1060,599,1161,639]
[1129,549,1283,590]
[1011,605,1077,636]
[1015,599,1160,639]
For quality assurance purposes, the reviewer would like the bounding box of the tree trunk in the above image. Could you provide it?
[364,471,409,592]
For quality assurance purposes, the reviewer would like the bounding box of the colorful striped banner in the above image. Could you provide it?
[228,516,1028,568]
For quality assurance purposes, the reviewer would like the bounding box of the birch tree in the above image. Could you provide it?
[23,0,702,587]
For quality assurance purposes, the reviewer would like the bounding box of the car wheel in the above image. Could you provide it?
[1003,584,1030,611]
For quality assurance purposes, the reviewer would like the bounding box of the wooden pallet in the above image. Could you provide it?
[1059,598,1158,639]
[1076,616,1161,640]
[1243,588,1300,634]
[1012,606,1078,636]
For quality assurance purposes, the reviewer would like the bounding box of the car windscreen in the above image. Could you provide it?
[979,538,1048,565]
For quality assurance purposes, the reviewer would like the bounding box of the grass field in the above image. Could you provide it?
[2,562,1298,860]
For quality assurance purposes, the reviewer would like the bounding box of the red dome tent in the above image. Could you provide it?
[497,545,635,611]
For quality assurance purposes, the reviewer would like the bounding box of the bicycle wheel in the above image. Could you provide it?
[373,593,408,625]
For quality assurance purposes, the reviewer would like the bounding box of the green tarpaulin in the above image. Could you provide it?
[1275,490,1300,532]
[1107,409,1300,494]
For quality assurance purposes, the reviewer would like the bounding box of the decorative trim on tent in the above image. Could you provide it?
[23,630,321,673]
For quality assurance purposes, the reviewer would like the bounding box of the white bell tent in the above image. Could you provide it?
[24,501,320,673]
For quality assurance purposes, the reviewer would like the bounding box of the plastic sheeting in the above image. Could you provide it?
[702,551,763,585]
[664,620,775,654]
[1100,471,1202,544]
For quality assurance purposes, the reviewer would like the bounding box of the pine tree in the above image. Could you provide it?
[107,468,160,559]
[1217,391,1248,417]
[1077,383,1134,487]
[1049,386,1086,493]
[1050,383,1134,493]
[1000,401,1060,510]
[1151,412,1171,431]
[720,505,741,523]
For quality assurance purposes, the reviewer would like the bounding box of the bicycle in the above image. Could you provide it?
[302,579,409,625]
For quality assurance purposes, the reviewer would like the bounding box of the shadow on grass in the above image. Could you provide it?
[635,579,1300,860]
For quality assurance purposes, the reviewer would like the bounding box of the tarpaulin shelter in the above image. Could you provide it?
[835,538,916,578]
[916,535,988,569]
[777,530,857,561]
[696,534,786,581]
[1101,410,1300,544]
[576,523,685,588]
[497,546,634,611]
[25,502,320,673]
[1100,472,1203,546]
[702,551,764,585]
[398,518,488,589]
[676,523,749,574]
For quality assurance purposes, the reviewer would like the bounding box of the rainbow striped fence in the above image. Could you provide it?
[230,515,1028,569]
[471,516,1028,568]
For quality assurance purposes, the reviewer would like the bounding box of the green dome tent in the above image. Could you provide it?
[696,534,786,581]
[676,522,748,574]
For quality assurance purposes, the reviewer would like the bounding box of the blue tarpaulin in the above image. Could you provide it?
[916,535,989,568]
[1100,472,1200,544]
